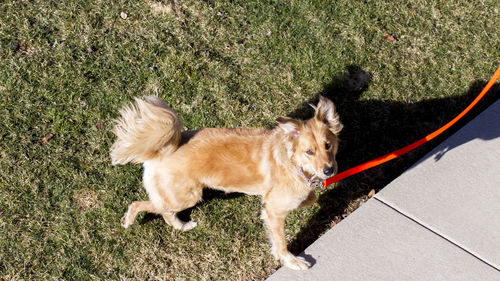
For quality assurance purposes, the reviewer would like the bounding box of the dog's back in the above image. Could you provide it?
[169,127,273,194]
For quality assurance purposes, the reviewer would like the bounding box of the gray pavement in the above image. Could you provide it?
[267,99,500,280]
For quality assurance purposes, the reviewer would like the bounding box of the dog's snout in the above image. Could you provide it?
[323,166,334,176]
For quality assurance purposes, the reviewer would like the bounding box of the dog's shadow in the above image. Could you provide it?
[289,65,500,254]
[140,189,244,225]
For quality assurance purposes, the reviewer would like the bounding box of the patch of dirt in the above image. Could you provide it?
[149,1,174,16]
[72,189,100,210]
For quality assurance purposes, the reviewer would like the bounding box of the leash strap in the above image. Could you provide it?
[323,66,500,188]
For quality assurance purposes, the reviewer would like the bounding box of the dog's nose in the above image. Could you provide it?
[323,166,334,176]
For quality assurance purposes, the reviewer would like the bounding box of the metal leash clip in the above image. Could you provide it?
[308,180,324,189]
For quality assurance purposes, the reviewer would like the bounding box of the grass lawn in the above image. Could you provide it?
[1,0,499,279]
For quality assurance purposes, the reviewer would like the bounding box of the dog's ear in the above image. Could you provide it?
[314,96,343,134]
[276,117,302,137]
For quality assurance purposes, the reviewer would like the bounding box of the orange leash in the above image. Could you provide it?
[322,66,500,188]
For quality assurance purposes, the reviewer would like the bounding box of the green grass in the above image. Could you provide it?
[1,0,499,279]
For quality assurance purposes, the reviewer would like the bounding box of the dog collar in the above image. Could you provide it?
[297,166,322,189]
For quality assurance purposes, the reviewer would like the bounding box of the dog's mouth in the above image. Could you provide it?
[317,174,328,180]
[309,171,329,182]
[317,173,332,181]
[298,166,336,186]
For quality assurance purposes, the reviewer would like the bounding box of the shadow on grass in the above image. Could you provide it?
[289,65,500,254]
[140,189,244,225]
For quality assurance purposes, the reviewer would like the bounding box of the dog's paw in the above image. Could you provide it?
[120,214,130,229]
[180,221,197,231]
[283,255,311,270]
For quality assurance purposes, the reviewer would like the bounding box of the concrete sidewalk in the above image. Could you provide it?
[267,99,500,280]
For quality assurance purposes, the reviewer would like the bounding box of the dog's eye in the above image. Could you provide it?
[325,142,331,150]
[306,149,314,156]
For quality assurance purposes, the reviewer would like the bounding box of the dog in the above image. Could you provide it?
[110,96,343,270]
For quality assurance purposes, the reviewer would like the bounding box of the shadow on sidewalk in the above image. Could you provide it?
[289,65,500,254]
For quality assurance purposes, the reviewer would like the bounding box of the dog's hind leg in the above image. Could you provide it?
[157,185,202,231]
[161,211,198,231]
[121,201,156,228]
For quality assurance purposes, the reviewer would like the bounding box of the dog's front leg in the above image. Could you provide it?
[297,190,317,209]
[261,207,311,270]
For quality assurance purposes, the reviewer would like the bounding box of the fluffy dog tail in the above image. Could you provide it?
[110,96,182,165]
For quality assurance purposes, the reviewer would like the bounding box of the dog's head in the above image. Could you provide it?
[277,96,343,180]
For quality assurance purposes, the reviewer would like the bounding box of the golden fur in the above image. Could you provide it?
[111,96,343,270]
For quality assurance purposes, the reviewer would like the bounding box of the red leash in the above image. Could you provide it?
[322,66,500,188]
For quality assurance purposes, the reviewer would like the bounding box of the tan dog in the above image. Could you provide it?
[111,96,343,270]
